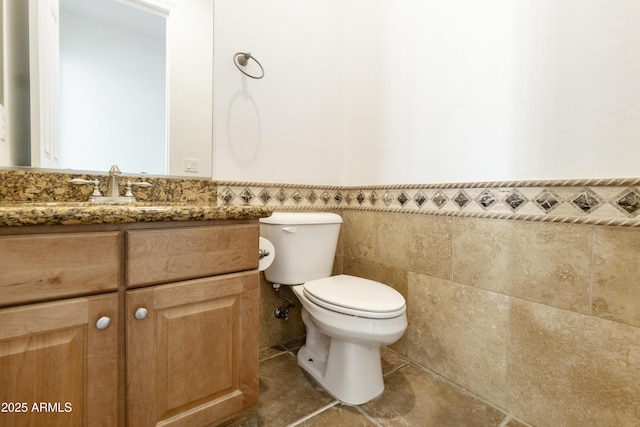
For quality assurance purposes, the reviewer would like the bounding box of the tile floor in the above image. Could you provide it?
[245,338,532,427]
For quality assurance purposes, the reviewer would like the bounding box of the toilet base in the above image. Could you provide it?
[296,324,385,405]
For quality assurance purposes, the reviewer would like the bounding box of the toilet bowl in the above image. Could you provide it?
[292,275,407,405]
[259,212,408,405]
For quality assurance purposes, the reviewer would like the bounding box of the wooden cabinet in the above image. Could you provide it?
[0,231,120,306]
[0,220,260,427]
[0,293,118,427]
[124,224,259,426]
[126,272,259,427]
[125,224,258,287]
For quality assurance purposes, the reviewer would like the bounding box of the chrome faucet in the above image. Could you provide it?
[105,165,122,198]
[69,165,152,203]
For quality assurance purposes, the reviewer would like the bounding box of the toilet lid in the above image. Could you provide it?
[303,275,406,319]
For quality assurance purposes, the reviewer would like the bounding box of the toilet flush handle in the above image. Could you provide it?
[282,227,297,233]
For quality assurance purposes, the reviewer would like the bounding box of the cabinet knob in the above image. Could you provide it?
[134,308,149,320]
[96,316,111,330]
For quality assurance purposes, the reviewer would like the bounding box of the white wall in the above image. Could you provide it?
[344,0,518,185]
[215,0,640,186]
[344,0,640,184]
[212,0,346,185]
[168,0,214,177]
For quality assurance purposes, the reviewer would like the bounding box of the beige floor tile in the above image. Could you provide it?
[259,346,286,362]
[281,336,306,351]
[380,347,409,375]
[256,352,334,427]
[257,348,516,427]
[362,364,506,427]
[296,404,377,427]
[503,418,532,427]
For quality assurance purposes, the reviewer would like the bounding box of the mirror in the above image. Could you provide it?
[4,0,213,177]
[58,0,166,174]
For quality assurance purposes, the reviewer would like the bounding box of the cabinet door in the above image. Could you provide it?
[126,271,259,427]
[0,294,118,427]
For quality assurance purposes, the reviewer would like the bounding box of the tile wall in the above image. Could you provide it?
[341,212,640,427]
[233,179,640,427]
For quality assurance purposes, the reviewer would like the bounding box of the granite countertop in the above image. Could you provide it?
[0,202,272,227]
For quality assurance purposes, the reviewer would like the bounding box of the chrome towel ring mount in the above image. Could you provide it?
[233,52,265,79]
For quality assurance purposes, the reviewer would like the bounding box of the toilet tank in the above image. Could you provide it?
[259,212,342,285]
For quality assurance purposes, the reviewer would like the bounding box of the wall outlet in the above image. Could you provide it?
[184,158,199,173]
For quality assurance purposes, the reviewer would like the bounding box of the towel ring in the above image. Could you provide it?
[233,52,264,79]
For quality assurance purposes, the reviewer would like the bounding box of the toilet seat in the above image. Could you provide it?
[303,275,406,319]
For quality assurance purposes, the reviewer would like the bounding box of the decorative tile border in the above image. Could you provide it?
[216,178,640,227]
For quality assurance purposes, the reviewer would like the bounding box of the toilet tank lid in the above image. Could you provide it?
[260,212,343,225]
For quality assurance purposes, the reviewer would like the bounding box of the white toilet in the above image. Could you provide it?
[260,212,407,405]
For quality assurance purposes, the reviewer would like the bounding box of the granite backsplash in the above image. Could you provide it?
[0,168,217,205]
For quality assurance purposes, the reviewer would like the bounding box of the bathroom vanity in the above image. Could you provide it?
[0,205,269,427]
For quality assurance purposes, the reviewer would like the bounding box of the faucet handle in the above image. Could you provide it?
[125,181,152,198]
[69,178,102,197]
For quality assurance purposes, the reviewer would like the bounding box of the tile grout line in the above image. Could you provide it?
[285,401,339,427]
[588,225,595,317]
[382,360,411,378]
[258,349,290,363]
[355,405,385,427]
[505,294,512,425]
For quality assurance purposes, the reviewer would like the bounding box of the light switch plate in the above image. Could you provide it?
[184,158,199,173]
